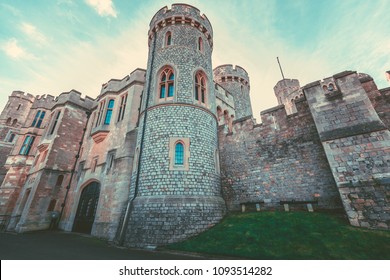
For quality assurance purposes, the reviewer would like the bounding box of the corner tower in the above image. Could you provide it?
[213,65,252,119]
[273,79,302,114]
[124,4,226,246]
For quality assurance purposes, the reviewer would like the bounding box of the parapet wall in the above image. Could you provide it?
[54,90,96,111]
[213,64,250,86]
[100,69,146,97]
[219,97,341,211]
[148,4,213,49]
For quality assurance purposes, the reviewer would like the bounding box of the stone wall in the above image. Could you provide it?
[304,71,390,229]
[219,98,341,211]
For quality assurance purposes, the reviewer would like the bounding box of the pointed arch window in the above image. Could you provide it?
[32,110,45,128]
[195,72,207,105]
[104,99,115,125]
[165,31,172,46]
[169,138,190,171]
[159,68,175,100]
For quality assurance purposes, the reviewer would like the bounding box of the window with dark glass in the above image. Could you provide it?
[117,93,128,122]
[165,31,172,46]
[159,68,175,100]
[19,135,35,155]
[198,37,203,52]
[95,100,106,127]
[104,99,115,125]
[174,142,184,165]
[195,72,206,104]
[49,111,61,135]
[32,110,45,128]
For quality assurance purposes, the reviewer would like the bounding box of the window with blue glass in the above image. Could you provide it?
[32,110,45,128]
[104,99,115,125]
[174,142,184,165]
[159,68,175,100]
[19,135,35,155]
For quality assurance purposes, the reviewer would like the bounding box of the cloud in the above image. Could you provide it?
[85,0,117,17]
[1,38,37,60]
[20,22,48,45]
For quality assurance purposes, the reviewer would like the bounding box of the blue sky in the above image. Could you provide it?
[1,0,389,119]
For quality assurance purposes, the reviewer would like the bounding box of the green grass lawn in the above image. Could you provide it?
[166,211,390,259]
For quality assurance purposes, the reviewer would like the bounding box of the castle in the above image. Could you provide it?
[0,4,389,247]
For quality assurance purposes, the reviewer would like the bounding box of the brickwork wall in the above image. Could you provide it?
[219,99,340,211]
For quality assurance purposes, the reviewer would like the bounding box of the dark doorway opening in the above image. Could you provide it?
[72,182,100,234]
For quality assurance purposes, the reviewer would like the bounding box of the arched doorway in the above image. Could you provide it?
[72,181,100,234]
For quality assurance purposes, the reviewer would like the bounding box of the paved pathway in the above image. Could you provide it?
[0,231,208,260]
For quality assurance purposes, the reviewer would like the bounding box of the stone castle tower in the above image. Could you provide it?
[273,78,303,114]
[214,65,252,119]
[123,4,226,246]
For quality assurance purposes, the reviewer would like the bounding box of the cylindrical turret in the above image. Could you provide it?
[125,4,225,246]
[213,64,252,119]
[273,79,302,114]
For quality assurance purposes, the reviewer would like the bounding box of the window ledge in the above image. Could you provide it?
[91,126,110,143]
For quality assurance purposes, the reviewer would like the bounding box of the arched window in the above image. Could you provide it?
[174,142,184,165]
[165,31,172,46]
[12,119,17,127]
[6,118,11,125]
[159,68,175,100]
[328,83,335,91]
[322,85,328,91]
[104,99,115,125]
[198,37,203,52]
[195,72,207,105]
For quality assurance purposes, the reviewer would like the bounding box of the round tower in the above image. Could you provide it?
[0,91,35,141]
[213,64,252,119]
[273,79,301,114]
[125,4,225,246]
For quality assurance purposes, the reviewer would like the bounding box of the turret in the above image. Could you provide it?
[273,79,302,114]
[123,3,225,247]
[213,64,252,119]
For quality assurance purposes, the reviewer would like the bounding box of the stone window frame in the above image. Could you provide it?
[19,135,35,155]
[117,92,128,122]
[165,31,172,47]
[103,99,115,125]
[157,66,175,102]
[95,100,106,127]
[169,137,190,171]
[105,149,116,174]
[31,110,46,128]
[194,70,208,106]
[198,36,204,53]
[48,110,61,136]
[215,149,220,175]
[91,156,99,173]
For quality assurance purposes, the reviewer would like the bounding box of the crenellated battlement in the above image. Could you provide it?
[10,91,35,103]
[53,90,96,111]
[31,94,56,110]
[148,4,213,49]
[213,64,250,86]
[99,68,146,98]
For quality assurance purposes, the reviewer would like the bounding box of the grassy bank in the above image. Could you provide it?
[166,211,390,259]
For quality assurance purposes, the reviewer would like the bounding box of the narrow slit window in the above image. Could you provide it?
[175,142,184,165]
[104,99,115,125]
[49,111,61,135]
[195,72,207,105]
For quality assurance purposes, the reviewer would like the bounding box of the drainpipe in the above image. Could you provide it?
[117,30,156,245]
[57,110,91,228]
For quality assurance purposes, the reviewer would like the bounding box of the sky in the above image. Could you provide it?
[0,0,389,121]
